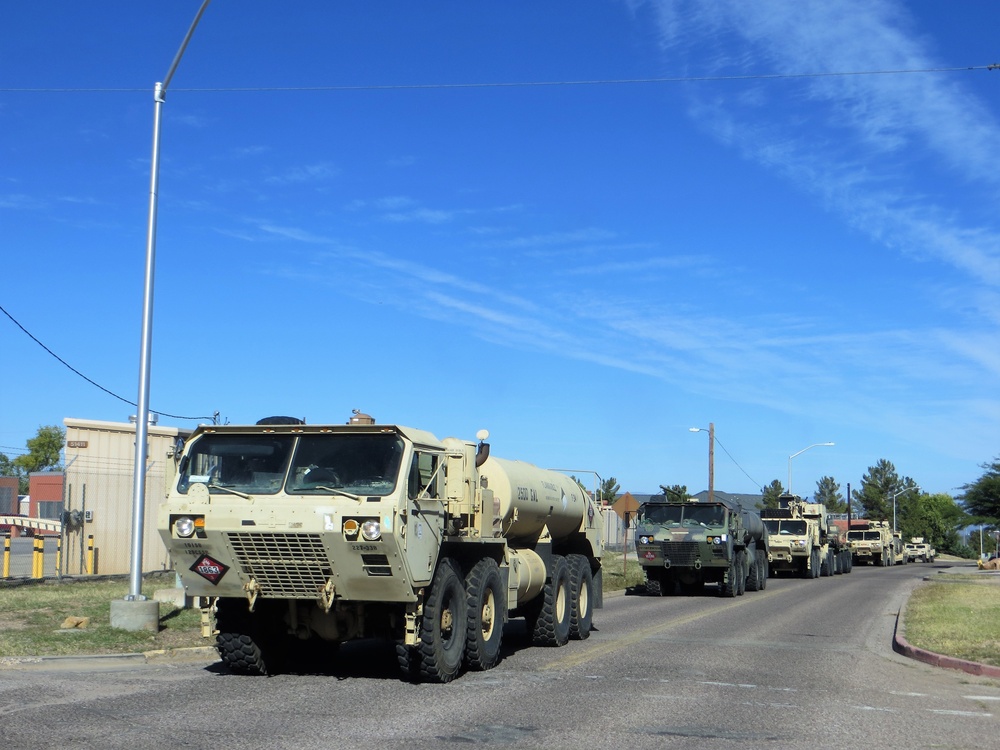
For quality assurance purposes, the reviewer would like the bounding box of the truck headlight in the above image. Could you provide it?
[174,516,196,538]
[361,520,381,541]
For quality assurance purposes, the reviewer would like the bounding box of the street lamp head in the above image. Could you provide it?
[689,427,705,433]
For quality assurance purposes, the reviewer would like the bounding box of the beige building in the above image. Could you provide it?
[62,418,193,575]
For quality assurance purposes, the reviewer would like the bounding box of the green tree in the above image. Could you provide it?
[598,477,620,505]
[898,492,967,553]
[659,484,689,501]
[959,457,1000,523]
[0,452,28,495]
[760,479,785,509]
[2,426,66,495]
[814,476,847,512]
[853,459,916,521]
[13,425,65,476]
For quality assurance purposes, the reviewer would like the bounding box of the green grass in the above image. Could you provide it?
[0,577,205,658]
[601,551,647,592]
[903,577,1000,667]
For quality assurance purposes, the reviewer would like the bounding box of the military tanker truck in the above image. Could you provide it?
[635,497,769,597]
[761,495,842,578]
[158,413,605,683]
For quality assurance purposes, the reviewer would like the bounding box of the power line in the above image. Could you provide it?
[0,302,214,421]
[713,435,762,493]
[1,63,997,94]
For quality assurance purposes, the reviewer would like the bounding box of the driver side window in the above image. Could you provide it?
[408,451,439,500]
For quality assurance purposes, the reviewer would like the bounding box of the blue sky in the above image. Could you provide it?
[2,1,999,501]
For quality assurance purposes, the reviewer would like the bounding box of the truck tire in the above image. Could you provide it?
[721,558,738,597]
[644,571,663,597]
[567,554,594,640]
[465,558,505,671]
[215,599,282,676]
[821,549,833,577]
[529,555,572,647]
[736,551,747,595]
[745,551,761,592]
[758,550,768,590]
[416,557,467,683]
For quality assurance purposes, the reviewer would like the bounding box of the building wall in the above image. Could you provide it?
[28,472,64,533]
[0,476,18,515]
[62,418,192,576]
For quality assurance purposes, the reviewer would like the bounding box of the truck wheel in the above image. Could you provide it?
[567,554,594,640]
[721,558,738,597]
[215,599,280,676]
[758,550,768,590]
[530,555,572,647]
[736,551,747,596]
[464,558,505,671]
[745,552,760,592]
[417,557,467,683]
[644,571,663,597]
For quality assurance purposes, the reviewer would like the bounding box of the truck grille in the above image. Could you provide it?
[227,532,333,598]
[662,541,699,566]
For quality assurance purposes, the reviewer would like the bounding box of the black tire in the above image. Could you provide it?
[215,599,279,676]
[416,557,467,683]
[465,558,505,671]
[736,551,747,596]
[645,569,663,597]
[745,551,760,592]
[721,557,738,597]
[806,549,819,579]
[567,554,594,640]
[531,555,572,647]
[758,550,768,590]
[820,549,832,577]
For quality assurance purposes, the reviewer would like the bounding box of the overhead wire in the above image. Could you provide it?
[0,63,997,94]
[0,302,214,421]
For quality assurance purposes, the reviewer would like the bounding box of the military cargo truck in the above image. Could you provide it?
[635,497,769,597]
[761,494,842,578]
[158,414,605,683]
[891,531,908,565]
[905,537,935,563]
[847,519,894,566]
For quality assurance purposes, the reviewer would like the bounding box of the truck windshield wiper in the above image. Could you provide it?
[309,485,362,501]
[206,481,252,500]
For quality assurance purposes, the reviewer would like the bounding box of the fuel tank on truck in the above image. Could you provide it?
[479,456,588,542]
[740,510,766,544]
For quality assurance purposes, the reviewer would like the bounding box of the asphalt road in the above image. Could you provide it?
[2,562,997,749]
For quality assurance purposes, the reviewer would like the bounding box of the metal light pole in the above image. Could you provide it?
[115,0,212,631]
[787,442,834,496]
[890,485,920,535]
[689,423,714,502]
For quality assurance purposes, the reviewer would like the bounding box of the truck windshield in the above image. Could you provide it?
[641,505,684,525]
[177,435,293,495]
[764,520,808,535]
[287,433,405,497]
[684,505,725,527]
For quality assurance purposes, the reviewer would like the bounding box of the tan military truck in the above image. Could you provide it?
[761,494,840,578]
[847,519,894,566]
[891,531,908,565]
[905,537,935,563]
[158,414,605,682]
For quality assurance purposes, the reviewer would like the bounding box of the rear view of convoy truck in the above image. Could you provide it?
[635,496,769,596]
[158,413,605,683]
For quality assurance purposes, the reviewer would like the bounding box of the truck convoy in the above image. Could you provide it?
[847,518,895,566]
[158,414,605,683]
[634,496,769,597]
[760,494,851,578]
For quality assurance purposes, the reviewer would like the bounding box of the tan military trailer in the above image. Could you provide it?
[158,413,605,682]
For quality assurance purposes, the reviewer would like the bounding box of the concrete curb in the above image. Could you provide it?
[0,646,219,670]
[891,572,1000,680]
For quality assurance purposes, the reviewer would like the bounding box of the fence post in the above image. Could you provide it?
[55,536,62,578]
[2,537,10,578]
[32,537,44,578]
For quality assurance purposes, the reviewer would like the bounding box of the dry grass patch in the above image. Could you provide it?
[904,579,1000,667]
[0,578,206,658]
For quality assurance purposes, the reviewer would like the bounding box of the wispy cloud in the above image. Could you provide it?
[641,0,1000,288]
